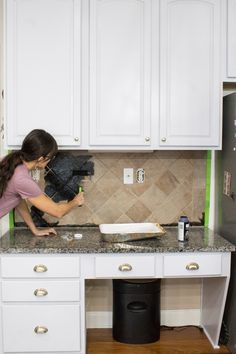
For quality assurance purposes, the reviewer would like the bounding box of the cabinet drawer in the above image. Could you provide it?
[1,256,80,278]
[2,280,80,302]
[163,253,222,277]
[95,255,155,278]
[2,304,80,352]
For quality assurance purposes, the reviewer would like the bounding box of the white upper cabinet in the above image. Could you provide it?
[5,0,81,148]
[224,0,236,81]
[159,0,222,148]
[89,0,153,148]
[5,0,224,150]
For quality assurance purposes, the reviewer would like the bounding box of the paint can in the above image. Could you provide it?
[178,216,189,242]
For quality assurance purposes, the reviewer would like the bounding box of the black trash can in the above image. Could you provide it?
[112,279,161,344]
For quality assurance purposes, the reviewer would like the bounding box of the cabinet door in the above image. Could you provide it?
[226,0,236,79]
[159,0,222,148]
[89,0,152,148]
[6,0,81,147]
[2,305,81,352]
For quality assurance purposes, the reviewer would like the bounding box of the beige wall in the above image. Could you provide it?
[86,278,201,314]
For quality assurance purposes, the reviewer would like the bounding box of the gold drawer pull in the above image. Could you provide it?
[34,288,48,297]
[33,264,48,273]
[118,263,132,272]
[34,326,48,334]
[186,262,199,271]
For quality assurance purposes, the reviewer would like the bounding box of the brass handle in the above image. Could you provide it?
[34,326,48,334]
[118,263,132,272]
[33,264,48,273]
[34,288,48,297]
[161,137,166,142]
[186,262,199,271]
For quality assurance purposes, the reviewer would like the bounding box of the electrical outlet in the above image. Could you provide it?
[123,168,133,184]
[136,168,145,183]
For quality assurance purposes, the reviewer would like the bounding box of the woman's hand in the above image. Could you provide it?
[33,228,57,237]
[73,192,85,207]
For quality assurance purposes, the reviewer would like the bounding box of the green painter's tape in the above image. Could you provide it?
[216,152,223,226]
[204,151,211,227]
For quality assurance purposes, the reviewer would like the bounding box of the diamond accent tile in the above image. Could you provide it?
[156,170,180,196]
[96,171,122,196]
[126,201,152,222]
[85,185,110,212]
[95,198,123,224]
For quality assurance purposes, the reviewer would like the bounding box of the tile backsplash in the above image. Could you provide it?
[16,150,207,226]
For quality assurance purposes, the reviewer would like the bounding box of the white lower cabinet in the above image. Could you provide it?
[95,255,156,278]
[2,280,80,302]
[2,305,81,353]
[1,255,83,354]
[0,252,231,353]
[163,253,223,277]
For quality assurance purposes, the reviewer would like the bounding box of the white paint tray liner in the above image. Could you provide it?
[99,223,166,242]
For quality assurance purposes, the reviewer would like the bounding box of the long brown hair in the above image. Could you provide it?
[0,129,58,197]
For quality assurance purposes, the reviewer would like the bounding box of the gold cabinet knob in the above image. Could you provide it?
[118,263,132,272]
[34,288,48,297]
[161,137,166,142]
[33,264,48,273]
[34,326,48,334]
[186,262,199,271]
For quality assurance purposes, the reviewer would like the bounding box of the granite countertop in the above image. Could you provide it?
[0,226,235,254]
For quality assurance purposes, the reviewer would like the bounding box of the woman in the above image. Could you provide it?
[0,129,84,236]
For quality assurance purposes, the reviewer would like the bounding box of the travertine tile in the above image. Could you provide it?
[109,157,134,179]
[156,170,180,196]
[140,184,166,209]
[27,151,206,227]
[59,205,92,225]
[91,158,108,183]
[111,188,137,212]
[85,185,110,212]
[96,171,122,196]
[115,214,134,223]
[129,180,152,197]
[169,159,193,182]
[95,198,123,223]
[126,201,152,222]
[170,181,193,212]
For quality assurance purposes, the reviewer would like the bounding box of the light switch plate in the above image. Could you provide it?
[123,168,133,184]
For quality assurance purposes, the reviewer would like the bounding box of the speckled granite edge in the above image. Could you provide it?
[0,226,235,254]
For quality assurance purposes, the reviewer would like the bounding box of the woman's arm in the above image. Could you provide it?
[15,200,57,236]
[27,192,84,219]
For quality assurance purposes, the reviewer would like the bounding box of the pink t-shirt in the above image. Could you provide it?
[0,164,43,218]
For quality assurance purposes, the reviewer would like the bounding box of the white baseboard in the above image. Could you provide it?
[86,309,201,329]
